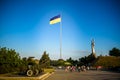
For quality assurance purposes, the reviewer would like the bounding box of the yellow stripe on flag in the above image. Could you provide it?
[50,18,61,24]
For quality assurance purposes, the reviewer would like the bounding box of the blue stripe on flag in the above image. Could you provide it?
[50,15,60,21]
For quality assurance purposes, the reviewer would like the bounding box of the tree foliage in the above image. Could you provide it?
[39,51,50,68]
[66,57,74,65]
[66,57,78,66]
[57,59,65,66]
[50,60,59,66]
[94,56,120,68]
[78,53,96,66]
[0,47,21,73]
[109,47,120,57]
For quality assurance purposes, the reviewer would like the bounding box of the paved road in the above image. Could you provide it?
[45,70,120,80]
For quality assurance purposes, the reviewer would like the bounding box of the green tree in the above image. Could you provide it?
[0,47,21,73]
[94,56,120,68]
[87,54,96,65]
[50,60,59,66]
[19,57,28,72]
[66,57,79,66]
[39,51,50,68]
[78,53,96,66]
[109,47,120,57]
[66,57,74,65]
[64,61,71,66]
[57,59,65,66]
[79,56,87,65]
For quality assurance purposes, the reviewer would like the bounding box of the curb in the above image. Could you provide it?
[38,72,54,80]
[0,72,54,80]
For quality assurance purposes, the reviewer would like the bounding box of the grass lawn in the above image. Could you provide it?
[0,72,18,77]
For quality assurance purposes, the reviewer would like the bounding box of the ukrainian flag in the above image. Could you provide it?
[50,15,61,24]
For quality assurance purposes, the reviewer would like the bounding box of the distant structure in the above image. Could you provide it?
[91,39,96,58]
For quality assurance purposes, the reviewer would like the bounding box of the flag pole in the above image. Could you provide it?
[60,14,62,59]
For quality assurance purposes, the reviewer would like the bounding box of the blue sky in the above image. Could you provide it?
[0,0,120,60]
